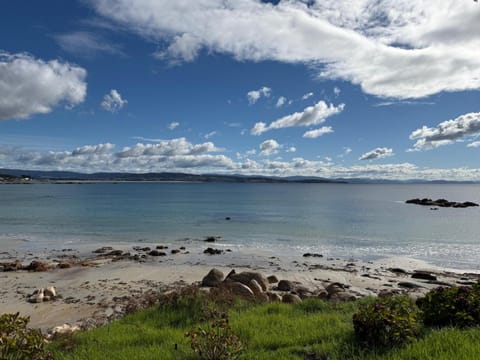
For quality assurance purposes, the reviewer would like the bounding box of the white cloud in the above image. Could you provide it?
[359,147,394,161]
[247,86,271,105]
[333,87,341,97]
[0,52,87,121]
[252,101,344,135]
[116,138,219,158]
[55,31,123,58]
[168,121,180,130]
[204,131,217,139]
[409,112,480,151]
[467,141,480,148]
[303,126,334,139]
[286,147,296,153]
[259,139,281,157]
[276,96,287,108]
[101,89,127,112]
[89,0,480,99]
[72,143,115,156]
[302,92,314,100]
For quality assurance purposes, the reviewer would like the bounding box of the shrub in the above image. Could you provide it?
[353,295,421,348]
[186,311,244,360]
[0,312,52,360]
[417,285,480,328]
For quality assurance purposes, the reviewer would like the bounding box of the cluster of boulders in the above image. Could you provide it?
[201,268,357,303]
[406,198,479,208]
[92,245,189,261]
[1,260,53,272]
[28,286,57,303]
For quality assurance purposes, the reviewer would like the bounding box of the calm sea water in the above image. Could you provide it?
[1,183,479,269]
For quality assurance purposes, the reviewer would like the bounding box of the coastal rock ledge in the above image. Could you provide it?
[406,198,479,208]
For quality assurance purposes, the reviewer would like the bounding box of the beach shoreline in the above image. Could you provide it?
[1,240,479,333]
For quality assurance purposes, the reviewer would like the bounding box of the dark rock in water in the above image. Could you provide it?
[148,250,166,256]
[202,268,224,287]
[303,253,323,258]
[204,247,223,255]
[406,198,479,208]
[204,236,221,242]
[57,262,71,269]
[225,217,231,220]
[2,260,23,272]
[171,249,180,254]
[179,246,186,250]
[156,245,168,250]
[92,246,113,254]
[277,280,295,292]
[411,271,437,281]
[105,250,123,257]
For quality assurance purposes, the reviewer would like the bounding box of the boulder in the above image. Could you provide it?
[204,248,223,255]
[227,271,269,291]
[2,260,23,272]
[267,275,279,284]
[44,286,57,298]
[325,283,346,296]
[282,293,302,304]
[248,279,263,295]
[398,281,424,289]
[202,268,224,287]
[204,236,221,242]
[171,249,180,254]
[277,280,295,292]
[294,285,313,299]
[148,250,167,256]
[92,246,113,254]
[315,289,329,300]
[330,291,356,302]
[411,271,437,281]
[303,253,323,258]
[57,262,71,269]
[266,292,282,302]
[48,324,80,337]
[28,288,44,303]
[222,281,255,300]
[24,261,51,272]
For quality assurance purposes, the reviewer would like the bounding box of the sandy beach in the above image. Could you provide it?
[2,239,479,333]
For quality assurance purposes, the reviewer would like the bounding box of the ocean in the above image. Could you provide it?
[1,182,479,269]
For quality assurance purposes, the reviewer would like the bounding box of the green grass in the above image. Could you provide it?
[49,296,480,360]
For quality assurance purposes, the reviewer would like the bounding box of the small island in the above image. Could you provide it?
[406,198,479,208]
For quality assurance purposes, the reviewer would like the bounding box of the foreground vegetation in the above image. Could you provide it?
[44,286,480,360]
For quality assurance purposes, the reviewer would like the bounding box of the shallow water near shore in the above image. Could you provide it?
[1,182,480,270]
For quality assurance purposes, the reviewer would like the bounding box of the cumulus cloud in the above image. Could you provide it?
[101,89,127,112]
[0,52,87,121]
[116,138,219,158]
[286,147,296,153]
[259,139,281,157]
[359,147,394,161]
[467,141,480,148]
[72,143,115,156]
[55,31,123,58]
[409,112,480,151]
[251,101,344,135]
[247,86,271,105]
[276,96,287,108]
[303,126,334,139]
[333,87,341,97]
[168,122,180,130]
[89,0,480,99]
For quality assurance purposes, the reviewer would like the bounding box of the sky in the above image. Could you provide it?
[0,0,479,180]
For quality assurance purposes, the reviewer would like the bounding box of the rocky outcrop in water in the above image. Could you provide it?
[406,198,479,208]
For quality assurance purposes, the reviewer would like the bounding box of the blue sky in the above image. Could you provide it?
[0,0,479,180]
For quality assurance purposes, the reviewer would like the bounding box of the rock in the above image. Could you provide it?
[105,250,123,257]
[171,249,180,254]
[277,280,295,292]
[44,286,57,298]
[148,250,166,256]
[330,291,356,302]
[28,288,44,303]
[266,292,282,302]
[412,271,437,281]
[398,281,424,289]
[179,246,186,250]
[294,285,313,299]
[388,267,407,274]
[156,245,168,250]
[282,293,302,304]
[325,283,346,296]
[24,260,51,272]
[92,246,113,254]
[406,198,479,208]
[202,268,224,287]
[48,324,80,338]
[57,262,71,269]
[225,217,231,220]
[2,260,23,272]
[204,248,223,255]
[204,236,220,242]
[249,279,263,295]
[303,253,323,258]
[267,275,279,284]
[315,289,329,300]
[227,272,269,291]
[222,281,255,300]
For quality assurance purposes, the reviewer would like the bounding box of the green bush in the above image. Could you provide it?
[186,311,244,360]
[353,295,421,348]
[0,312,52,360]
[417,285,480,328]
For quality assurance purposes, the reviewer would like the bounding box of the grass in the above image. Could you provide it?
[49,294,480,360]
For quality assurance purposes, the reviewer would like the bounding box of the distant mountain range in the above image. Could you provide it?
[0,168,478,184]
